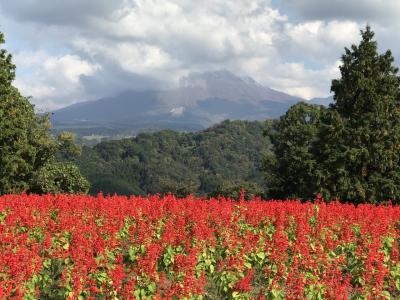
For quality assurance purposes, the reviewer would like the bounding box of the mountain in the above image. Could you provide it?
[51,70,305,139]
[309,95,333,106]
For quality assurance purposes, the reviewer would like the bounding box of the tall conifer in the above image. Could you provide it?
[318,26,400,202]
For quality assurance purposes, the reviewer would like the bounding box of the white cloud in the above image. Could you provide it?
[284,20,361,63]
[2,0,394,108]
[43,55,100,83]
[14,52,100,110]
[68,0,288,90]
[257,61,341,99]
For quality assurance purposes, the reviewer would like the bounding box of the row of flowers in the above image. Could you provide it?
[0,193,399,299]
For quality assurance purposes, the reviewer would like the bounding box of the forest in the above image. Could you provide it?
[71,120,269,199]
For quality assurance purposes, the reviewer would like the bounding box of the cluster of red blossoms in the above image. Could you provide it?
[0,193,399,299]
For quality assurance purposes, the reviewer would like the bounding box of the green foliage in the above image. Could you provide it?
[30,162,90,194]
[0,33,35,193]
[56,131,82,160]
[265,26,400,203]
[209,180,264,200]
[0,31,89,195]
[264,102,325,199]
[317,26,400,203]
[74,120,269,197]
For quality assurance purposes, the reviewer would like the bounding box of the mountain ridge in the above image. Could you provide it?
[51,70,331,139]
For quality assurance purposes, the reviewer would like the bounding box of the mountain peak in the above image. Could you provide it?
[176,69,301,104]
[52,70,306,137]
[179,70,254,88]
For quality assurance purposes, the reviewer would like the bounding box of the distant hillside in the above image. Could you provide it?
[309,95,333,106]
[51,70,304,139]
[72,120,270,197]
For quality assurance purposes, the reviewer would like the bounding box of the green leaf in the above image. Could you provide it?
[244,262,252,269]
[256,252,265,260]
[395,277,400,291]
[232,291,240,298]
[209,264,215,273]
[148,282,156,293]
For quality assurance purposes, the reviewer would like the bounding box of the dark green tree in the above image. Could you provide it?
[318,26,400,202]
[264,102,325,199]
[209,179,264,200]
[265,26,400,203]
[0,31,89,194]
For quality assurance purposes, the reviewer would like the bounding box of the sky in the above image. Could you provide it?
[1,0,399,110]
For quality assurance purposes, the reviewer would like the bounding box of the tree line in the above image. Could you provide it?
[265,26,400,203]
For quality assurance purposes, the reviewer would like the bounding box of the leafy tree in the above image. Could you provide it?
[30,162,89,194]
[74,120,269,196]
[0,31,89,194]
[318,26,400,202]
[264,102,325,199]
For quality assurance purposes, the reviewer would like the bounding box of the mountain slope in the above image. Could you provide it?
[51,70,304,137]
[309,95,333,106]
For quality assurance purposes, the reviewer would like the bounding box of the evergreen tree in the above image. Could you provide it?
[318,26,400,202]
[0,31,89,194]
[265,26,400,203]
[264,102,325,199]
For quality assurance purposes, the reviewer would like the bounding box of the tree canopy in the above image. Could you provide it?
[265,26,400,203]
[0,32,89,194]
[73,120,269,198]
[264,102,325,199]
[319,26,400,202]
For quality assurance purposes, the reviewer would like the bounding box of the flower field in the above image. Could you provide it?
[0,194,399,299]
